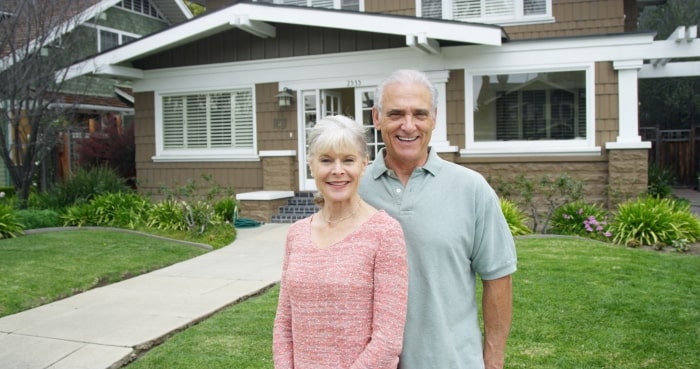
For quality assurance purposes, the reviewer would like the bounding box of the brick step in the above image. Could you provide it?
[270,213,310,223]
[277,204,319,214]
[269,191,319,223]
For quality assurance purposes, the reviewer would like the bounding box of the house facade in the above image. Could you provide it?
[65,0,700,222]
[0,0,191,186]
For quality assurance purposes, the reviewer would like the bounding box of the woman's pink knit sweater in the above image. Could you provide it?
[273,210,408,369]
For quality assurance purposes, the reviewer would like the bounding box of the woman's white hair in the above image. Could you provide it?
[306,115,368,163]
[306,115,368,206]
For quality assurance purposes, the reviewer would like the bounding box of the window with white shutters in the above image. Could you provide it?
[419,0,550,23]
[161,90,254,153]
[253,0,361,10]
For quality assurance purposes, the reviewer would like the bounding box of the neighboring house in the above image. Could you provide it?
[0,0,192,185]
[65,0,700,222]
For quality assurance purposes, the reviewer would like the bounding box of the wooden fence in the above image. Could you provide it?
[640,126,700,187]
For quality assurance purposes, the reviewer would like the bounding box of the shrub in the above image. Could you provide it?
[495,173,584,233]
[156,174,232,235]
[77,122,135,186]
[34,166,132,210]
[0,204,24,238]
[647,163,675,198]
[500,198,531,236]
[550,201,612,241]
[14,209,62,229]
[147,199,189,232]
[215,197,238,223]
[61,192,150,229]
[608,196,700,249]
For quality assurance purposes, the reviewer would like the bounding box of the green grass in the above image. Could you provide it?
[126,237,700,369]
[125,285,278,369]
[0,229,207,317]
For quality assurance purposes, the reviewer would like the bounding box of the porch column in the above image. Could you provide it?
[606,60,651,150]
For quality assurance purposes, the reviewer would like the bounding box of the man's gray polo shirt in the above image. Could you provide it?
[359,148,517,369]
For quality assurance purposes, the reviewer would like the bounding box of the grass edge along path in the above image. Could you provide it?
[0,228,208,317]
[126,237,699,369]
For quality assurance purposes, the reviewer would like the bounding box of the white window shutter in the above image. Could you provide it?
[233,90,254,148]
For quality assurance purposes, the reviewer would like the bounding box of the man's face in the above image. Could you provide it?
[373,81,436,169]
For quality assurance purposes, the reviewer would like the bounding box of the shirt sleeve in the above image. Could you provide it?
[351,215,408,369]
[272,232,294,368]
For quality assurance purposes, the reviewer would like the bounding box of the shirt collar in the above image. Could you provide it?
[369,147,443,180]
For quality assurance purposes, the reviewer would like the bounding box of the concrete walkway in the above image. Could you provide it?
[0,223,290,369]
[673,187,700,216]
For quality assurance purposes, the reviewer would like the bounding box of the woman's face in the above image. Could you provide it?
[309,145,368,204]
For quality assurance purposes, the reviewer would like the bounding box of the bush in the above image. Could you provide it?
[33,166,132,210]
[647,163,675,198]
[15,209,62,229]
[215,197,238,223]
[62,192,151,229]
[500,198,531,236]
[550,201,612,241]
[156,174,232,235]
[147,199,189,232]
[608,196,700,249]
[0,204,24,238]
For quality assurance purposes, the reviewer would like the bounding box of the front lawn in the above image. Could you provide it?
[0,229,207,317]
[124,237,700,368]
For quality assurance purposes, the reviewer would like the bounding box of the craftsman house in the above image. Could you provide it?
[64,0,700,222]
[0,0,192,184]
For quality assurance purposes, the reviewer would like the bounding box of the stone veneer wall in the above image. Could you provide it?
[262,156,297,191]
[607,149,648,207]
[238,198,289,223]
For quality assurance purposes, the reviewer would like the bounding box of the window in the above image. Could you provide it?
[253,0,362,11]
[465,67,597,157]
[117,0,164,19]
[98,28,139,51]
[160,90,255,158]
[419,0,550,24]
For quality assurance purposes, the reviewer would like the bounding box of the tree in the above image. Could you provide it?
[0,0,96,206]
[637,0,700,129]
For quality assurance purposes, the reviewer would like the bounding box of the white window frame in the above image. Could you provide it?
[116,0,165,20]
[255,0,364,11]
[416,0,553,26]
[462,63,599,158]
[96,26,140,52]
[154,87,258,162]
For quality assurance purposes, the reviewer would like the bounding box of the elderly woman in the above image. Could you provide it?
[273,115,408,369]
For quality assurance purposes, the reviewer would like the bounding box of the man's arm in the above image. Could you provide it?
[482,274,513,369]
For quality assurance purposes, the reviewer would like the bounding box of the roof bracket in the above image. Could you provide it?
[230,15,276,38]
[406,33,441,55]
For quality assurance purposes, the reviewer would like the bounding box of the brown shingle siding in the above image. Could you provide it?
[505,0,626,40]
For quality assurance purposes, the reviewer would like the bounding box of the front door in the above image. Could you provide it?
[299,90,343,190]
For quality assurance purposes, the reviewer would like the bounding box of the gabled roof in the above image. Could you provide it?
[65,1,507,80]
[0,0,192,71]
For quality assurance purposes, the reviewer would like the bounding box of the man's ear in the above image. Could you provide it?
[372,107,381,130]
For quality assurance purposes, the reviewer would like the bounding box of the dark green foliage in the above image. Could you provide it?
[0,187,16,198]
[0,203,24,238]
[550,201,612,241]
[647,163,675,198]
[214,197,238,223]
[33,166,132,210]
[14,209,62,229]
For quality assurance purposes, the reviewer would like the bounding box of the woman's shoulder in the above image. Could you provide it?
[368,209,402,229]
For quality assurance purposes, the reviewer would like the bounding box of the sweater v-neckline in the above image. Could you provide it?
[308,210,381,250]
